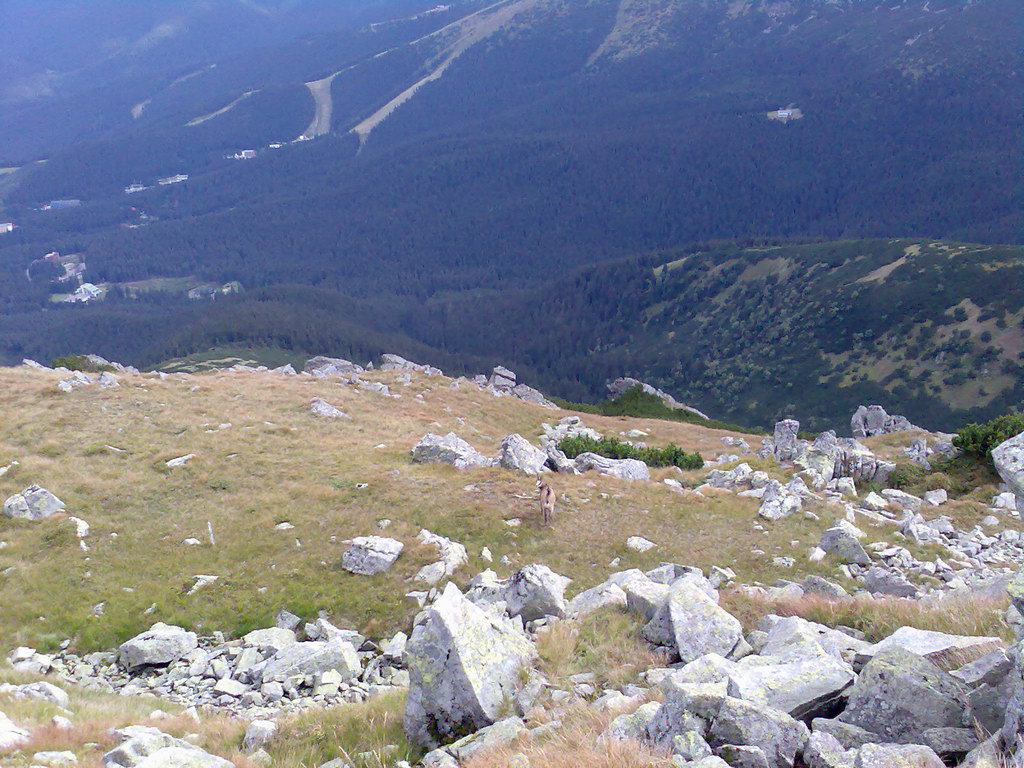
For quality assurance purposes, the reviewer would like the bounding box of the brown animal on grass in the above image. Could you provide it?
[537,478,556,525]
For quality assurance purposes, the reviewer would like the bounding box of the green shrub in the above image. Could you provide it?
[553,386,761,435]
[953,412,1024,467]
[557,434,704,470]
[51,354,114,373]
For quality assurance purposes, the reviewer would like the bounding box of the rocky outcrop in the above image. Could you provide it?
[404,583,537,749]
[773,419,802,463]
[573,452,650,481]
[411,433,494,470]
[118,624,198,672]
[851,405,919,439]
[993,431,1024,514]
[341,537,404,575]
[3,485,65,520]
[379,354,442,375]
[309,398,349,419]
[498,434,548,475]
[501,564,570,622]
[640,581,743,664]
[303,356,364,377]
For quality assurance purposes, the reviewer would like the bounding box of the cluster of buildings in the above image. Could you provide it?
[124,174,189,195]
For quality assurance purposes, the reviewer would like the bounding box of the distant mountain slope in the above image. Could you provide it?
[425,239,1024,431]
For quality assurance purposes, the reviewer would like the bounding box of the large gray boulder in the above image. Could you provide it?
[411,433,494,470]
[0,712,29,750]
[851,405,919,439]
[404,583,537,749]
[380,354,442,375]
[342,536,404,575]
[118,624,198,672]
[573,452,650,481]
[993,431,1024,514]
[758,481,802,521]
[1000,573,1024,756]
[642,582,742,664]
[3,485,65,520]
[502,564,570,622]
[773,420,803,463]
[309,398,349,419]
[818,522,870,566]
[103,727,202,768]
[854,626,1002,669]
[709,697,810,768]
[726,656,855,720]
[565,582,628,620]
[498,434,549,476]
[304,356,363,377]
[837,648,970,743]
[260,638,361,683]
[853,743,944,768]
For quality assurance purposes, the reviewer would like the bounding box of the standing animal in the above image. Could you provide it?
[537,479,556,525]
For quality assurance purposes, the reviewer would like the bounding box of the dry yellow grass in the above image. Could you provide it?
[722,590,1013,643]
[462,707,670,768]
[0,366,833,653]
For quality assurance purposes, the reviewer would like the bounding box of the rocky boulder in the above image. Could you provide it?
[309,398,349,419]
[118,624,198,672]
[641,582,743,663]
[993,431,1024,514]
[773,420,803,463]
[502,564,570,622]
[3,485,65,520]
[380,354,442,375]
[709,697,809,768]
[342,536,404,576]
[304,356,364,377]
[836,648,970,743]
[726,656,855,720]
[260,638,361,683]
[818,522,870,566]
[851,405,919,439]
[0,712,29,750]
[411,433,494,470]
[573,453,650,481]
[404,583,537,749]
[758,481,802,521]
[498,434,549,475]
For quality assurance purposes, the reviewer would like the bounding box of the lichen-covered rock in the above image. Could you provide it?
[309,398,349,419]
[993,431,1024,514]
[709,697,809,768]
[342,536,404,575]
[853,743,944,768]
[818,522,870,566]
[854,626,1001,669]
[573,453,650,481]
[411,433,494,470]
[772,420,803,463]
[758,480,802,521]
[641,582,742,664]
[726,656,855,720]
[837,648,970,743]
[498,434,549,475]
[304,356,363,377]
[118,624,198,672]
[502,564,570,622]
[601,701,661,743]
[404,583,537,749]
[3,485,65,520]
[260,638,361,683]
[134,747,234,768]
[851,405,919,439]
[0,711,29,750]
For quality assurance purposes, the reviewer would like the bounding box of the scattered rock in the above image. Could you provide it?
[310,398,350,419]
[342,537,404,576]
[498,434,548,475]
[3,485,65,520]
[851,406,919,439]
[118,624,198,672]
[411,433,494,470]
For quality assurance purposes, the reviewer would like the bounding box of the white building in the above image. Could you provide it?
[64,283,102,304]
[0,222,13,234]
[124,183,147,194]
[158,174,189,186]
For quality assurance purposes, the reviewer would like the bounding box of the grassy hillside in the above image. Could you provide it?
[0,363,998,656]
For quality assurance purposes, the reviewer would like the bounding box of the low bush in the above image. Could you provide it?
[553,386,761,435]
[50,354,114,372]
[953,412,1024,467]
[557,434,704,470]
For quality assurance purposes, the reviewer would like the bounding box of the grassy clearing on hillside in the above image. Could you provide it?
[0,366,814,654]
